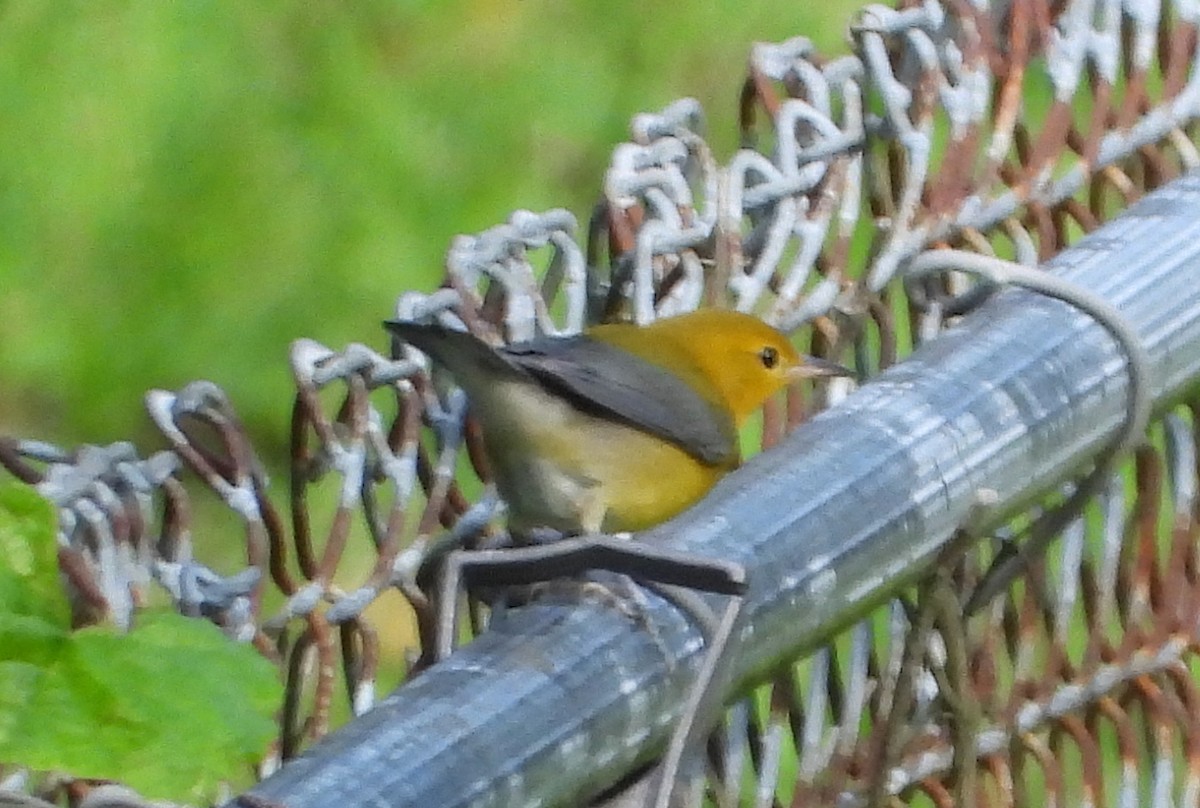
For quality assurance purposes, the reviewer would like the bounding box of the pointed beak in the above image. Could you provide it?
[788,355,855,380]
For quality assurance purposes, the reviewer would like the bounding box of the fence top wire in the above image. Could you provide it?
[6,0,1200,804]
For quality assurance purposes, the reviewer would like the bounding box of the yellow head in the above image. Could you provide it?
[588,309,851,426]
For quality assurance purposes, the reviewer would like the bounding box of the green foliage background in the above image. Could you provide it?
[0,484,281,801]
[0,1,855,454]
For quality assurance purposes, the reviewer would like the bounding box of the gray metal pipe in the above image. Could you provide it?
[231,172,1200,808]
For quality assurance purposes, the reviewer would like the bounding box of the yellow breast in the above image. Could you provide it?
[475,380,731,533]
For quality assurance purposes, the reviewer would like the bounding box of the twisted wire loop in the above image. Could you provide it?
[0,438,189,633]
[4,0,1200,802]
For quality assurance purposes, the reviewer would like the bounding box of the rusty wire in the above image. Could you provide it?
[5,0,1200,804]
[755,412,1200,808]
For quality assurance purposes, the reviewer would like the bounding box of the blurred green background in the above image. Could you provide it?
[0,1,856,454]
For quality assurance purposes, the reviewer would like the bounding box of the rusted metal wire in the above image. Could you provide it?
[5,0,1200,805]
[787,415,1200,808]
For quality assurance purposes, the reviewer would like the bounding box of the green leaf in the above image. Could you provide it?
[0,483,69,629]
[69,610,283,799]
[0,483,282,800]
[0,612,68,667]
[18,612,280,801]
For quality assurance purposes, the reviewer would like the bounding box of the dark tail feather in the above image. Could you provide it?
[383,320,518,380]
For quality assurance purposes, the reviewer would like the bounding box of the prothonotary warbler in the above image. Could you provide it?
[385,308,851,535]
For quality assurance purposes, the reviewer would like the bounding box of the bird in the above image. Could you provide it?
[385,308,851,536]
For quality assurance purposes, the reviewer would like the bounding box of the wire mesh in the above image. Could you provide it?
[741,414,1200,808]
[4,0,1200,804]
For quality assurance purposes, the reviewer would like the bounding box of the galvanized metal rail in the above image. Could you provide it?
[229,173,1200,807]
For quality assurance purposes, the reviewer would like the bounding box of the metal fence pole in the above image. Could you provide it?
[230,173,1200,808]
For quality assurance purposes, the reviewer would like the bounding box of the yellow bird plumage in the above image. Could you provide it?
[385,309,850,534]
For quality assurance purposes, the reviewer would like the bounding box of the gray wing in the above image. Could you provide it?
[385,320,525,381]
[502,336,738,466]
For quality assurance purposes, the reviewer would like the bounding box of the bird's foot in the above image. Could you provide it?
[532,572,673,664]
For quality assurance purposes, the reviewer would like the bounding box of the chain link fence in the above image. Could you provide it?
[5,0,1200,804]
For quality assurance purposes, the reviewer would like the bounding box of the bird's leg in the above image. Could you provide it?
[538,571,674,660]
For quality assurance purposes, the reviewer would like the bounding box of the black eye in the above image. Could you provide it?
[759,346,779,369]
